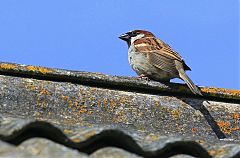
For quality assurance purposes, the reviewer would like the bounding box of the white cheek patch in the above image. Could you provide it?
[131,34,145,44]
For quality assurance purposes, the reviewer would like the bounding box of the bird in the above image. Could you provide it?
[119,29,202,95]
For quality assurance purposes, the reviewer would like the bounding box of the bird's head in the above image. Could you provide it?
[119,30,155,46]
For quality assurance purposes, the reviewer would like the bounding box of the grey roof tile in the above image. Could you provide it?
[0,62,239,158]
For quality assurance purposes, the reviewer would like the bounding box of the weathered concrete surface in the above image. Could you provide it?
[0,138,143,158]
[0,62,239,158]
[0,62,239,100]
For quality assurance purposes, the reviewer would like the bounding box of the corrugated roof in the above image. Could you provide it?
[0,61,239,158]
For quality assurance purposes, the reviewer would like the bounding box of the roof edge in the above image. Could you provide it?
[0,61,239,101]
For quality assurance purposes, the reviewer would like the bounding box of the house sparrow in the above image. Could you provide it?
[119,30,202,95]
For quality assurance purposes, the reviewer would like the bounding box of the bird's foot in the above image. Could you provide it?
[137,74,150,81]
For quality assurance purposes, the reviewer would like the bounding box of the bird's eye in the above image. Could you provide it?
[127,31,138,37]
[132,32,139,36]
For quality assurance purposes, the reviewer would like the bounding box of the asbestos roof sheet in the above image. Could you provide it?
[0,62,239,158]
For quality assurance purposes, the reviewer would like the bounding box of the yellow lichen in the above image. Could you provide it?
[33,112,42,117]
[72,138,81,143]
[103,98,108,105]
[147,133,159,141]
[201,87,240,98]
[39,89,51,95]
[217,121,240,134]
[26,65,52,74]
[60,95,70,101]
[217,121,231,134]
[63,129,73,134]
[77,105,88,114]
[171,110,181,119]
[208,148,225,156]
[36,100,48,108]
[110,100,117,108]
[97,100,101,107]
[154,100,160,106]
[87,111,93,115]
[27,65,36,71]
[25,82,36,91]
[36,88,51,108]
[112,110,128,123]
[233,113,240,119]
[59,94,90,115]
[191,128,197,135]
[0,63,17,70]
[119,97,127,104]
[38,67,52,74]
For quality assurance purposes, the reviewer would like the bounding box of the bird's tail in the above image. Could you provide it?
[178,69,202,95]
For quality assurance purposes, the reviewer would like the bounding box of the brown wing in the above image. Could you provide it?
[154,38,191,71]
[148,51,179,75]
[134,37,191,75]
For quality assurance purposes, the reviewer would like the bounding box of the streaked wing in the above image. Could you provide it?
[155,38,191,71]
[147,52,178,75]
[134,37,190,73]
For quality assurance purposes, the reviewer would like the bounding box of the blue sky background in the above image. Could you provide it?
[0,0,239,89]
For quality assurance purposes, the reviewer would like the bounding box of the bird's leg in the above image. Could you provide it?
[137,74,150,81]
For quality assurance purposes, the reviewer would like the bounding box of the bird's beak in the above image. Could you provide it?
[118,33,130,41]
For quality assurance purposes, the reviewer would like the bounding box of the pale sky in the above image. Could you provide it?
[0,0,239,89]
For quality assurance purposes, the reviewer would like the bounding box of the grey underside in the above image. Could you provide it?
[128,48,178,81]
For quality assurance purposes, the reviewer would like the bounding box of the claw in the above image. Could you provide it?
[137,74,150,81]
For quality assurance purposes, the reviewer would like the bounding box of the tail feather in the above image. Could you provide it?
[178,70,202,95]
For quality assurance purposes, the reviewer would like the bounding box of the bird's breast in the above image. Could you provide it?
[128,46,148,73]
[128,46,174,81]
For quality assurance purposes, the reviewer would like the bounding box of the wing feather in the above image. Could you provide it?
[134,37,191,73]
[148,51,178,75]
